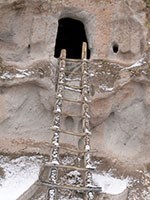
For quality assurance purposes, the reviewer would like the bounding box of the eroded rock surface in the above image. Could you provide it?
[0,0,149,168]
[0,0,148,65]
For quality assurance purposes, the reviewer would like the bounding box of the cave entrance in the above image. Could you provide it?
[54,17,90,59]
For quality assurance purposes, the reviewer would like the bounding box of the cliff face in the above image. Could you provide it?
[0,0,148,65]
[0,0,149,168]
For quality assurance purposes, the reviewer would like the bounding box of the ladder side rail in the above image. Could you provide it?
[81,42,94,200]
[47,49,67,200]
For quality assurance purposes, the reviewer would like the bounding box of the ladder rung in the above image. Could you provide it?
[63,98,82,103]
[63,98,91,103]
[50,145,97,154]
[50,145,83,153]
[41,181,102,192]
[65,70,81,75]
[64,84,82,89]
[65,78,81,82]
[50,127,85,137]
[62,112,81,117]
[65,58,82,62]
[61,129,85,137]
[45,163,89,171]
[64,86,82,92]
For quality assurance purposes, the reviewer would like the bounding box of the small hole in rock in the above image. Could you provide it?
[112,43,119,53]
[90,85,95,96]
[27,44,31,54]
[110,112,115,118]
[65,116,74,131]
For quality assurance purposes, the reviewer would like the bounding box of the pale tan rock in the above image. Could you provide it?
[144,86,150,106]
[0,0,148,66]
[0,0,149,169]
[90,97,113,126]
[90,82,150,166]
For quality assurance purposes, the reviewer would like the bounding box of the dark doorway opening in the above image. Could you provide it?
[54,18,90,59]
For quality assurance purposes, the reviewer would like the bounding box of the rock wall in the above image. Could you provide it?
[0,0,148,66]
[89,80,150,167]
[0,0,149,168]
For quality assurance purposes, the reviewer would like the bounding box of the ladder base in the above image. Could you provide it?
[41,181,102,192]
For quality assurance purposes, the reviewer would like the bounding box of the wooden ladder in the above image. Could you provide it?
[40,42,102,200]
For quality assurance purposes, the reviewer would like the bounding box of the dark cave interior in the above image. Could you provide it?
[54,17,90,59]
